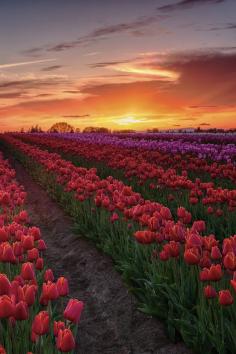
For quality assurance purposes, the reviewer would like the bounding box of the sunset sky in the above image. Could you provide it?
[0,0,236,132]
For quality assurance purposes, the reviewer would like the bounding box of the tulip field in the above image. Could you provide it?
[0,132,236,354]
[0,149,84,353]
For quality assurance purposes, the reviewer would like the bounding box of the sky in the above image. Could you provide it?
[0,0,236,132]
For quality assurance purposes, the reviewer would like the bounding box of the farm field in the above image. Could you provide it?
[0,132,235,354]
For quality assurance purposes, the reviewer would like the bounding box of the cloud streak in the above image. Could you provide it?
[158,0,225,12]
[0,58,56,70]
[25,14,166,54]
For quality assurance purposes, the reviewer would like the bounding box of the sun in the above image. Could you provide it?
[116,115,144,126]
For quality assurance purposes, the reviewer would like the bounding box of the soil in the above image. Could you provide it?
[6,153,193,354]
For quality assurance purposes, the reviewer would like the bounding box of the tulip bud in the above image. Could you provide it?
[32,311,50,335]
[14,301,29,320]
[57,277,69,297]
[219,290,234,306]
[44,269,54,282]
[56,329,75,352]
[64,298,84,323]
[21,262,35,280]
[204,285,217,299]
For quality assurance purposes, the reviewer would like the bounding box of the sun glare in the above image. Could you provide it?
[116,116,144,126]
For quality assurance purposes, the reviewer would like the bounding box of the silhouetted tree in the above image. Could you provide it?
[28,125,43,133]
[49,122,74,133]
[146,128,159,133]
[113,129,136,133]
[83,127,111,133]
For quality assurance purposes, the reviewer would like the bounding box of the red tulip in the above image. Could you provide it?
[0,227,8,242]
[223,252,236,271]
[37,239,47,251]
[14,301,28,320]
[211,246,222,260]
[1,243,16,263]
[134,230,155,244]
[56,329,75,352]
[21,235,34,250]
[57,277,69,297]
[27,248,39,262]
[44,269,54,282]
[204,285,217,299]
[32,311,50,335]
[35,257,44,270]
[23,284,37,306]
[0,274,11,295]
[199,268,210,282]
[0,295,15,318]
[29,226,41,241]
[21,262,35,280]
[219,290,234,306]
[53,320,66,336]
[230,278,236,292]
[42,281,59,301]
[184,247,200,265]
[0,345,6,354]
[159,249,170,261]
[64,299,84,323]
[208,264,223,281]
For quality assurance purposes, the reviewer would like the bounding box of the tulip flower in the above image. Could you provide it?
[184,248,200,265]
[44,269,54,282]
[204,285,217,299]
[37,239,47,251]
[223,252,236,271]
[211,246,222,260]
[64,298,84,323]
[35,257,44,270]
[0,274,11,295]
[53,320,66,336]
[27,248,39,262]
[56,329,75,352]
[21,235,34,250]
[23,284,37,306]
[14,301,29,320]
[219,290,234,306]
[57,277,69,297]
[32,311,50,335]
[0,345,6,354]
[21,262,35,280]
[0,295,15,318]
[208,264,223,281]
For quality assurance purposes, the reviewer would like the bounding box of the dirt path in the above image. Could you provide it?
[7,154,192,354]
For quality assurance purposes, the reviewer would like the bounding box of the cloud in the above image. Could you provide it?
[188,105,217,108]
[25,14,166,54]
[89,55,180,82]
[158,0,225,12]
[0,92,23,99]
[206,23,236,31]
[0,58,56,70]
[0,77,68,90]
[199,122,211,126]
[41,65,63,71]
[63,90,80,94]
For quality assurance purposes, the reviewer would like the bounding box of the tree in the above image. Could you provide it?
[28,125,43,133]
[113,129,136,133]
[49,122,74,133]
[83,126,111,133]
